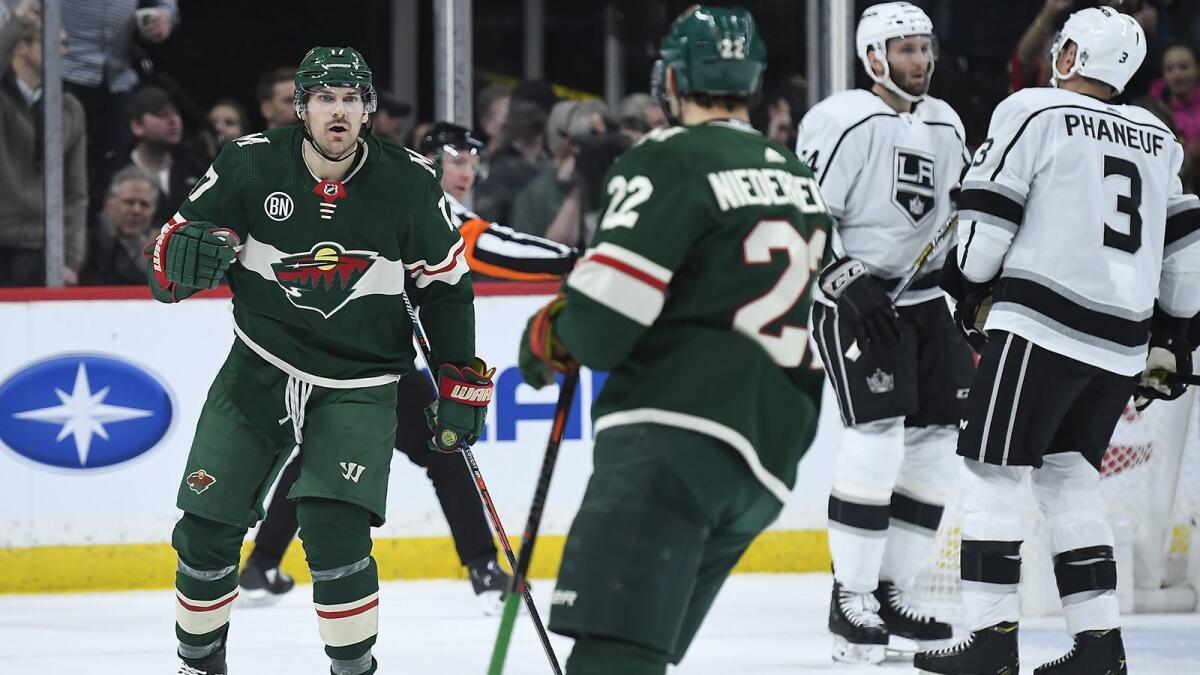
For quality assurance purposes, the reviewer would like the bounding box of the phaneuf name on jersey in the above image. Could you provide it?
[707,168,828,214]
[1064,112,1167,156]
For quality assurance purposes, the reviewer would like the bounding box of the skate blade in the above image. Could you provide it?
[236,588,285,607]
[832,635,886,665]
[885,634,954,660]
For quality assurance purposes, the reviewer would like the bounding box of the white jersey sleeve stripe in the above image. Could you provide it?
[589,242,673,284]
[566,255,666,327]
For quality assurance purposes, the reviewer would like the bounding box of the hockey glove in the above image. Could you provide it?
[148,220,237,291]
[939,246,993,352]
[954,290,993,353]
[518,295,578,388]
[819,258,900,353]
[1135,312,1194,411]
[426,358,496,453]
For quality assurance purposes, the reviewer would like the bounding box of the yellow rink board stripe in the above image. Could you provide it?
[0,529,830,595]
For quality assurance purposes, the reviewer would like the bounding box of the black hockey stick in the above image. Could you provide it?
[844,212,959,359]
[401,294,562,675]
[489,367,579,675]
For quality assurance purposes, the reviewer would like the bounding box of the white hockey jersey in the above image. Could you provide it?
[956,86,1200,375]
[795,90,970,306]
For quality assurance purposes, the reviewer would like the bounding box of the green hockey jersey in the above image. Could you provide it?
[556,120,832,502]
[159,126,475,386]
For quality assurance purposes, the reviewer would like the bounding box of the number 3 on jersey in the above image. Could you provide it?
[733,221,827,367]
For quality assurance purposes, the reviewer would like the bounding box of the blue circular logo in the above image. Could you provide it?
[0,354,174,470]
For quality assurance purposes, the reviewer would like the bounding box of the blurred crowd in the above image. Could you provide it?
[3,0,1200,287]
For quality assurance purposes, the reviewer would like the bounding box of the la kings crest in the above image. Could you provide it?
[270,241,377,318]
[892,148,936,227]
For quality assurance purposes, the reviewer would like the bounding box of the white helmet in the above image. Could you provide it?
[856,2,935,103]
[1050,6,1146,94]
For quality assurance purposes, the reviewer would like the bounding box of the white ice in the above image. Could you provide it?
[2,573,1198,674]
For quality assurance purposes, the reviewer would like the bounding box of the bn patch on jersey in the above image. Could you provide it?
[893,148,936,226]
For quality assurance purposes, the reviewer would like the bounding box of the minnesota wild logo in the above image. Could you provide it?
[271,241,377,318]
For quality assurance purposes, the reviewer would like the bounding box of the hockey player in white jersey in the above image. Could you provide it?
[795,2,974,664]
[916,7,1200,674]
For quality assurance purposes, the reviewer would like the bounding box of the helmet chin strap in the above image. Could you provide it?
[867,41,931,104]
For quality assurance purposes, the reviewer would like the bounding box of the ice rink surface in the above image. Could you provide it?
[2,572,1198,674]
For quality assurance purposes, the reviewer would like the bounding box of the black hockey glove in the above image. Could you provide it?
[939,246,993,352]
[1135,311,1194,411]
[819,258,900,353]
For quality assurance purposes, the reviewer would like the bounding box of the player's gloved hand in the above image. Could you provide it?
[426,358,496,452]
[954,290,993,352]
[819,258,900,353]
[939,245,992,352]
[1135,312,1194,410]
[148,220,238,290]
[519,295,578,388]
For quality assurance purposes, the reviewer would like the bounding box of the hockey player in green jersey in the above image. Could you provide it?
[518,7,830,673]
[148,47,493,675]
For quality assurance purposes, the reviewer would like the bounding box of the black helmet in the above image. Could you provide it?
[419,122,484,161]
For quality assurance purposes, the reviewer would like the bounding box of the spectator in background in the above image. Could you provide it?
[371,90,411,143]
[118,85,203,227]
[205,98,247,152]
[0,0,86,286]
[511,78,559,116]
[1151,42,1200,167]
[511,99,608,241]
[1134,94,1196,189]
[256,66,296,130]
[475,81,512,157]
[61,0,177,209]
[82,166,157,285]
[752,78,807,149]
[616,92,667,143]
[472,98,548,224]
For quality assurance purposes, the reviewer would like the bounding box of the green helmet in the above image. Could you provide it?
[294,47,377,113]
[652,5,767,100]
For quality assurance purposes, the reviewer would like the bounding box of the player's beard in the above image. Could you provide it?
[894,65,931,98]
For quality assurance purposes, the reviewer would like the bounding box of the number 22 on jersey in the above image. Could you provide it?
[734,221,827,368]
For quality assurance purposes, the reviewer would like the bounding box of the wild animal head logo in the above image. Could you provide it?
[186,469,216,494]
[271,242,377,318]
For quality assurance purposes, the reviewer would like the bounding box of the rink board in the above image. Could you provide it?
[0,286,844,593]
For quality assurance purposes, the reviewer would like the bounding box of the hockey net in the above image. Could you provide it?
[913,388,1200,623]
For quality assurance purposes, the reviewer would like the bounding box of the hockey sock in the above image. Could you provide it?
[172,512,245,660]
[881,426,954,588]
[1032,453,1120,633]
[297,498,379,675]
[959,459,1026,630]
[828,419,906,591]
[565,636,670,675]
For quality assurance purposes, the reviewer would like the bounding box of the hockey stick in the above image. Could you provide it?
[488,368,579,675]
[844,212,959,360]
[401,294,562,675]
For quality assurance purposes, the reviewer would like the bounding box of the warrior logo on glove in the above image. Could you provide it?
[427,359,496,453]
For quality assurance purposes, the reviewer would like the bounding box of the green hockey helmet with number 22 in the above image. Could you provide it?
[650,5,767,115]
